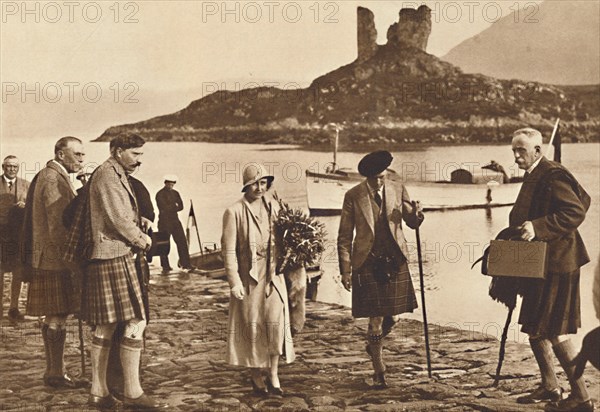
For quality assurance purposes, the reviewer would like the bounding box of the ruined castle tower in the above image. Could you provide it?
[387,5,432,50]
[357,5,432,62]
[357,6,378,62]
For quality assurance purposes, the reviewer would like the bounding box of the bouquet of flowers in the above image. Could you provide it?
[274,198,326,273]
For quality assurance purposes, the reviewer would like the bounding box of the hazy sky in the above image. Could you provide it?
[0,0,542,140]
[1,1,544,88]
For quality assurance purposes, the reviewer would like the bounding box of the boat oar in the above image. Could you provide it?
[413,201,432,378]
[493,307,514,386]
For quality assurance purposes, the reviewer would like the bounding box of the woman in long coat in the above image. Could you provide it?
[221,164,295,395]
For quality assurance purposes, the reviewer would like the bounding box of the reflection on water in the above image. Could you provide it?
[3,138,598,346]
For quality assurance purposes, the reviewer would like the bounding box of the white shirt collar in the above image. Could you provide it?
[51,159,69,176]
[526,156,543,174]
[3,175,15,184]
[368,184,383,196]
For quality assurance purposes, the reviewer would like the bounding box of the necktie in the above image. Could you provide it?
[374,190,382,208]
[523,172,530,181]
[7,181,13,192]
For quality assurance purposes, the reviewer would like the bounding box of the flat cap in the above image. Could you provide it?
[358,150,393,177]
[163,174,178,183]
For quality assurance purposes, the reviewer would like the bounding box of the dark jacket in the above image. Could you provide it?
[509,156,590,274]
[156,187,183,221]
[129,176,155,222]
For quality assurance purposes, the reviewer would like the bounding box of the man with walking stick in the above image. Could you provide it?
[338,150,424,389]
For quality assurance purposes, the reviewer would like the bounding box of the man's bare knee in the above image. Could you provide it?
[124,319,146,340]
[369,317,384,334]
[94,323,118,340]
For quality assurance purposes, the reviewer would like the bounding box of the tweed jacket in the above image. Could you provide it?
[509,156,590,274]
[88,157,147,260]
[0,175,30,226]
[338,180,422,275]
[26,161,76,271]
[221,191,286,298]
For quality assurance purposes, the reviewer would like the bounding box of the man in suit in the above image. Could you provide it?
[81,134,166,410]
[156,175,195,273]
[338,150,423,389]
[510,128,593,412]
[23,137,87,388]
[0,155,30,321]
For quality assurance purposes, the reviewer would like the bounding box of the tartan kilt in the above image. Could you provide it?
[519,269,581,337]
[82,253,145,326]
[26,268,78,316]
[352,258,418,318]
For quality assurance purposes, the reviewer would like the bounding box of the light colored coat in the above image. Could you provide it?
[30,161,76,271]
[88,157,147,260]
[221,192,295,367]
[338,180,421,276]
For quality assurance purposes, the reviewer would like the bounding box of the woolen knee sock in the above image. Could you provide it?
[41,324,51,376]
[90,336,112,397]
[46,327,66,377]
[553,340,590,402]
[367,333,385,374]
[120,336,144,399]
[530,337,559,390]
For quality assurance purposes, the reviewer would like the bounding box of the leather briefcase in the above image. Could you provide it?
[486,240,548,279]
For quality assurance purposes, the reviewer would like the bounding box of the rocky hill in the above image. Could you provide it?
[96,6,599,145]
[443,0,600,86]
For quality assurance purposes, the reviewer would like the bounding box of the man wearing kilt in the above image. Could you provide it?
[338,150,423,389]
[81,134,166,410]
[510,128,593,412]
[23,136,87,388]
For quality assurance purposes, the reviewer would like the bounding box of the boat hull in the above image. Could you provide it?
[189,249,226,279]
[306,172,521,215]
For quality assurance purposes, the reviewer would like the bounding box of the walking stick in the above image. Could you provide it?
[413,201,432,378]
[78,317,85,375]
[493,307,514,386]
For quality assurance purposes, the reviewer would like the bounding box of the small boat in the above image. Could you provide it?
[186,201,226,279]
[189,244,225,279]
[306,124,527,216]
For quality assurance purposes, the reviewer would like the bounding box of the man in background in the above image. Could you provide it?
[0,155,30,321]
[156,175,195,273]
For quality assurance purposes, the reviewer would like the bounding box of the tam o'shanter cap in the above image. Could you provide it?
[164,174,178,183]
[358,150,393,177]
[242,163,274,192]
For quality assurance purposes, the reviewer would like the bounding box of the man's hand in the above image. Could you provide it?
[140,217,152,233]
[144,234,152,252]
[231,284,245,300]
[412,200,424,219]
[15,201,25,208]
[341,273,352,291]
[519,221,536,241]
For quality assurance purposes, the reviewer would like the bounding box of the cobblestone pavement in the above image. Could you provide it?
[1,269,599,411]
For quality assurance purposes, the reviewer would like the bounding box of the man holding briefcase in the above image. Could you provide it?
[509,128,592,412]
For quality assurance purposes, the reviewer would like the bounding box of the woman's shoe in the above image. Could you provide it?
[265,377,284,396]
[123,393,168,410]
[88,393,120,410]
[251,377,268,396]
